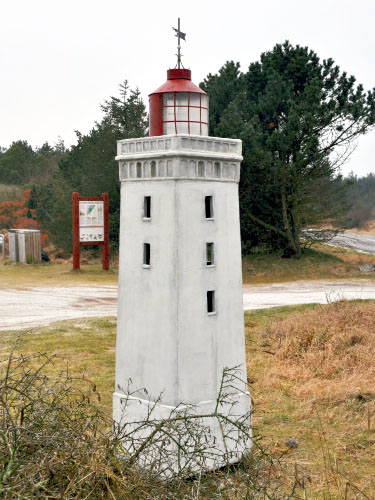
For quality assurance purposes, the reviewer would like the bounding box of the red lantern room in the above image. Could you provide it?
[149,68,209,137]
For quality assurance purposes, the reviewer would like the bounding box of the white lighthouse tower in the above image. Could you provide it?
[113,23,251,470]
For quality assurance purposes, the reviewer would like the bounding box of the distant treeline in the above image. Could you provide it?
[0,81,147,252]
[1,41,375,257]
[0,140,65,188]
[341,173,375,229]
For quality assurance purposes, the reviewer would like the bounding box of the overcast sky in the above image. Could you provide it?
[1,0,374,177]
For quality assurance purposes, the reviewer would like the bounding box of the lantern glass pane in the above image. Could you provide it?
[176,92,188,105]
[201,94,208,108]
[164,122,175,134]
[190,107,200,121]
[163,106,175,121]
[190,93,201,106]
[177,122,189,134]
[201,123,209,136]
[163,93,174,105]
[190,122,201,135]
[201,108,209,123]
[176,107,188,121]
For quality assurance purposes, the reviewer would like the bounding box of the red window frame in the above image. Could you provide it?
[162,92,208,135]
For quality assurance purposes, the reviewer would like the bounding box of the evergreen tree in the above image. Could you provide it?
[0,141,36,184]
[201,42,375,256]
[0,141,63,186]
[340,172,375,228]
[37,81,147,251]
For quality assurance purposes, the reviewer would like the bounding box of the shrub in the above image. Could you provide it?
[0,346,294,499]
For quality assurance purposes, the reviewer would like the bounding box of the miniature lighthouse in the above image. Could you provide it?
[113,21,251,469]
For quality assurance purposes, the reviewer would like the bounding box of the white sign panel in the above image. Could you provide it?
[79,201,104,242]
[80,226,104,242]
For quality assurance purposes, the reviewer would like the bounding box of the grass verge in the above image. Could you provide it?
[0,261,118,288]
[1,300,374,498]
[243,244,375,284]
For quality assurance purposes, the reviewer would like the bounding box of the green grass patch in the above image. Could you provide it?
[0,261,118,289]
[243,243,375,284]
[0,317,117,412]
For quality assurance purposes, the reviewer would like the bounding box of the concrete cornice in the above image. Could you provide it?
[116,150,243,162]
[116,134,243,183]
[116,134,243,161]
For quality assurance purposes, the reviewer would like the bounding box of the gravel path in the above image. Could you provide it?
[0,285,118,331]
[1,279,375,331]
[243,279,375,310]
[329,232,375,254]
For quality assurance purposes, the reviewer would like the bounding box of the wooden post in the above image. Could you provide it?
[102,192,110,271]
[72,192,80,270]
[0,234,4,259]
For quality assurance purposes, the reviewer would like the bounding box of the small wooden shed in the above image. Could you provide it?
[8,229,41,263]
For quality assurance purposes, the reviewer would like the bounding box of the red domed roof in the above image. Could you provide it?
[149,69,206,96]
[148,68,209,137]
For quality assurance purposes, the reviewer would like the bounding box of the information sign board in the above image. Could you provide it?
[72,193,109,271]
[79,201,104,242]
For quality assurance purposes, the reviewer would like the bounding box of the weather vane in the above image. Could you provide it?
[172,17,186,69]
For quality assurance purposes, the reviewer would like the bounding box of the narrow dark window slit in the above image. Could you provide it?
[207,290,215,313]
[143,243,151,266]
[206,242,214,266]
[205,196,213,219]
[144,196,151,219]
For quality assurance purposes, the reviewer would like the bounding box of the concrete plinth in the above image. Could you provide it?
[113,390,251,475]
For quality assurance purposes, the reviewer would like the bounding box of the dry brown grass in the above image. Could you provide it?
[246,300,375,499]
[345,220,375,235]
[0,260,118,288]
[264,301,375,400]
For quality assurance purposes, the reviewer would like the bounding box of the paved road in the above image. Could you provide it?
[328,232,375,254]
[1,280,375,331]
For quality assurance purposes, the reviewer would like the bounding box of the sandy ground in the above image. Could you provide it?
[0,285,118,331]
[1,280,375,330]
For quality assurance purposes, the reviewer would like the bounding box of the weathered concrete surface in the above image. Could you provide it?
[328,232,375,255]
[115,134,250,470]
[1,279,375,331]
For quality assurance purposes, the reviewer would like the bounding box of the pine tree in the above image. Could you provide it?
[37,81,148,251]
[201,42,375,256]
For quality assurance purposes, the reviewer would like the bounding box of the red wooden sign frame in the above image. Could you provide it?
[72,192,109,271]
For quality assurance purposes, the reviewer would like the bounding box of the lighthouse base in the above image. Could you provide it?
[113,391,252,477]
